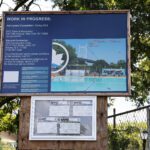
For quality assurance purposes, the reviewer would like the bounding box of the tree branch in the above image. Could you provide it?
[32,2,42,11]
[2,2,12,10]
[0,97,16,108]
[13,0,29,11]
[0,0,3,7]
[25,0,34,11]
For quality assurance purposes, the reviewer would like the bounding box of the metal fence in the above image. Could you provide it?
[107,105,150,150]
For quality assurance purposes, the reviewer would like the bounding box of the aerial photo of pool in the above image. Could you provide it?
[51,76,127,92]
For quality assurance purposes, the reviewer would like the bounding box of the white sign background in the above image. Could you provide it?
[29,96,97,140]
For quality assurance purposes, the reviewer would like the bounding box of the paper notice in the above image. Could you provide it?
[73,106,92,116]
[37,122,57,134]
[3,71,19,83]
[59,122,80,135]
[49,106,70,116]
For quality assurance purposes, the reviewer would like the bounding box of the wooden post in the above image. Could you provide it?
[18,96,107,150]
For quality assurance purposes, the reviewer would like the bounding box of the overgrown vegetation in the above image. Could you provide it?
[108,122,147,150]
[0,98,19,134]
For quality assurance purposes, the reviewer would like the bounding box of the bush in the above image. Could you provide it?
[108,122,147,150]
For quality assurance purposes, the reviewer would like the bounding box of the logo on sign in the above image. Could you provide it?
[51,42,69,74]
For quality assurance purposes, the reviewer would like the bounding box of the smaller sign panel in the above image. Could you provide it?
[29,96,97,140]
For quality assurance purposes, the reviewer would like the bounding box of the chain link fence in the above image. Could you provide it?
[108,105,150,150]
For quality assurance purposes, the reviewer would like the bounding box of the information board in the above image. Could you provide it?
[0,11,130,95]
[29,96,96,140]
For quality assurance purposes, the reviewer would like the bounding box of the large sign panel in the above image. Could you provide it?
[0,11,130,95]
[29,96,96,140]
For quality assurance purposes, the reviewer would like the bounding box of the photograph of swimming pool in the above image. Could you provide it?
[51,38,127,92]
[51,76,126,92]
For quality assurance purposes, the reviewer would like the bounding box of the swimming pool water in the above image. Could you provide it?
[51,76,127,92]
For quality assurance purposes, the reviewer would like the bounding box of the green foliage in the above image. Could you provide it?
[108,122,147,150]
[106,60,126,69]
[116,60,126,69]
[52,0,115,10]
[91,59,109,74]
[0,98,20,134]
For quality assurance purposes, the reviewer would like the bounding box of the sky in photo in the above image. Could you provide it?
[59,38,126,64]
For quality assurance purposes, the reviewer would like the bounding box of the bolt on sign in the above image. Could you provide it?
[0,10,130,96]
